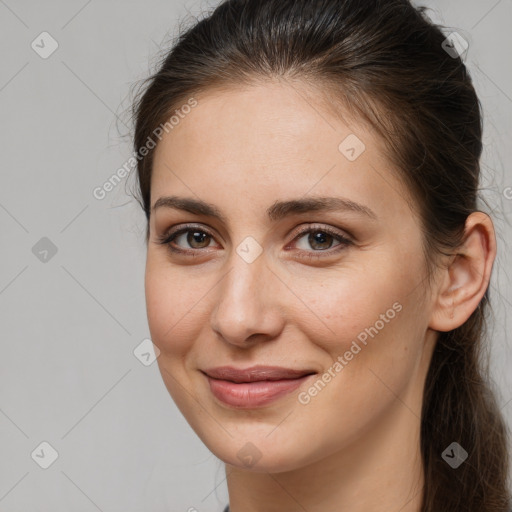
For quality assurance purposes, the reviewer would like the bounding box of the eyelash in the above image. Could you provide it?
[157,223,353,260]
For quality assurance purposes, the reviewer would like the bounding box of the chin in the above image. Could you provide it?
[203,431,311,474]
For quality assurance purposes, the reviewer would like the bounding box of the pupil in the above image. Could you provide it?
[310,231,331,250]
[188,231,208,248]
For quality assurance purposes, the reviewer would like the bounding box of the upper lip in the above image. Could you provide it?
[202,365,316,383]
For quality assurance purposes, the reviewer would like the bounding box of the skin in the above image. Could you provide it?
[144,80,496,512]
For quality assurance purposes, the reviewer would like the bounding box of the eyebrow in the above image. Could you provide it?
[152,195,377,222]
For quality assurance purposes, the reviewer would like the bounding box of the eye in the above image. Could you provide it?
[289,225,352,259]
[156,223,353,259]
[157,224,217,255]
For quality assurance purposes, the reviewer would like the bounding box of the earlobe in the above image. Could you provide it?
[429,212,496,332]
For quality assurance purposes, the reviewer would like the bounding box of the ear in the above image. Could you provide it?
[429,212,496,332]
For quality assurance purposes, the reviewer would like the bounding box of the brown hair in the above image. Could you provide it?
[130,0,511,509]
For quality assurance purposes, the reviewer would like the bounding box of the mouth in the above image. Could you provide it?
[201,365,317,408]
[202,365,317,383]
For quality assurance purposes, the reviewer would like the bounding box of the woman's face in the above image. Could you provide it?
[145,81,438,472]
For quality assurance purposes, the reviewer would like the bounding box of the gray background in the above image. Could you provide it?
[0,0,511,510]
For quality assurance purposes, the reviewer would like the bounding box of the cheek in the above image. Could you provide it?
[144,256,204,357]
[292,279,425,443]
[294,253,426,375]
[299,262,427,399]
[292,268,402,345]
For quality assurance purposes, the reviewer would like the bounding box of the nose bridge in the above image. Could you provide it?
[210,244,282,344]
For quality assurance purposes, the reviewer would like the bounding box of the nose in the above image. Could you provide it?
[210,249,285,347]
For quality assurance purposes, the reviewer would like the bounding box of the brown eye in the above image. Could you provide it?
[304,231,335,250]
[158,225,217,254]
[181,230,212,249]
[290,225,353,260]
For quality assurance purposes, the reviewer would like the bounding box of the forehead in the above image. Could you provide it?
[150,81,413,221]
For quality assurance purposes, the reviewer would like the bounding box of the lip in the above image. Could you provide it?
[202,365,316,383]
[201,365,316,408]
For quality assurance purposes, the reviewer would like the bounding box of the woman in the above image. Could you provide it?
[130,0,511,510]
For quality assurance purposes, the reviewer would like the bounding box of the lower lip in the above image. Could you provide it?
[205,374,314,408]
